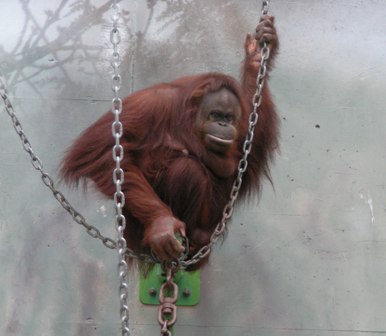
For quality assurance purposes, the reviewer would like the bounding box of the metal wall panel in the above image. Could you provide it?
[1,1,386,335]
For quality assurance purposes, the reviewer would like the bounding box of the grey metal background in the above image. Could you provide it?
[1,1,386,335]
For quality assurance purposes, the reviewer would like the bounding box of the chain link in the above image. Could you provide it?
[180,0,271,268]
[110,2,131,336]
[261,0,269,16]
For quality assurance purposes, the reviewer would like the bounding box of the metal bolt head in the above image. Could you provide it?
[182,288,191,297]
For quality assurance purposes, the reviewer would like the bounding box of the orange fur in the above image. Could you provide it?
[61,42,279,268]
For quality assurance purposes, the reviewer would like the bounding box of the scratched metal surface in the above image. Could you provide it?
[1,1,386,335]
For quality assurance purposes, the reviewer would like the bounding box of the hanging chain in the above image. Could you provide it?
[158,264,179,336]
[110,2,131,336]
[0,73,126,250]
[180,0,271,268]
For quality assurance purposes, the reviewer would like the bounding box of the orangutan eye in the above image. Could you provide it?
[224,114,234,122]
[209,111,222,121]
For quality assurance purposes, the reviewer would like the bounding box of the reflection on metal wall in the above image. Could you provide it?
[1,1,386,335]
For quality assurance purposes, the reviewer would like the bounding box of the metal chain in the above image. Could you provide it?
[110,2,131,336]
[158,264,179,336]
[261,0,269,16]
[180,0,271,268]
[0,73,127,250]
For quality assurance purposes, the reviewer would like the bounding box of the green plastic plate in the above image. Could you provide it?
[139,264,200,306]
